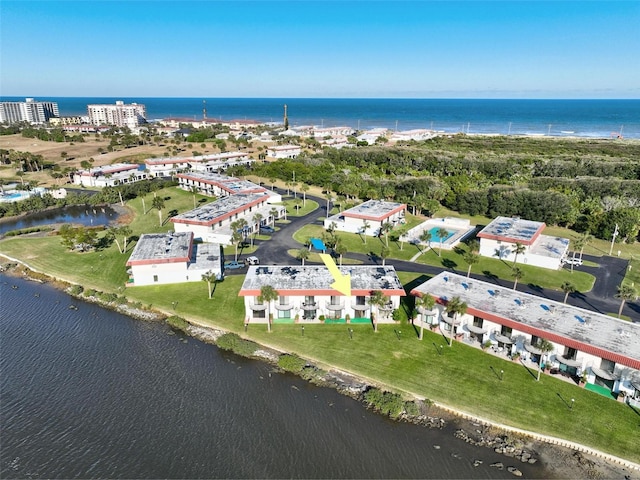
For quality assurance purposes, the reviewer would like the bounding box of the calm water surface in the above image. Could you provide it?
[0,274,549,479]
[0,205,117,235]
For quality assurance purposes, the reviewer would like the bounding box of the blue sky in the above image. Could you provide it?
[1,1,639,98]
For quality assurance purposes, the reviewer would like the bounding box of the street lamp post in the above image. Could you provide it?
[500,369,504,381]
[571,398,575,409]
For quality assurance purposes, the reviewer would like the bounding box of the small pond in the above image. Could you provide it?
[0,205,120,235]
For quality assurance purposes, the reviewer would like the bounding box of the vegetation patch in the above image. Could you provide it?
[277,353,307,373]
[166,315,189,332]
[216,332,259,357]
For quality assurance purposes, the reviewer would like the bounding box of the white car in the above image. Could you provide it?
[563,257,582,266]
[245,256,260,265]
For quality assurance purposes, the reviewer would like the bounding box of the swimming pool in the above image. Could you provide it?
[0,191,32,203]
[427,227,454,242]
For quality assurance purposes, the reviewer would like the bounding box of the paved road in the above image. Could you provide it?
[231,194,638,321]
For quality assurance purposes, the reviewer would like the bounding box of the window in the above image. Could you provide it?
[279,296,289,305]
[254,296,263,305]
[253,309,265,319]
[329,310,342,319]
[600,358,615,373]
[473,316,483,328]
[564,347,577,360]
[500,326,512,338]
[330,296,341,306]
[356,296,366,306]
[153,275,158,283]
[278,309,291,319]
[304,295,315,305]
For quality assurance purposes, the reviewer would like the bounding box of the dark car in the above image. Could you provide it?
[224,261,245,270]
[260,225,275,234]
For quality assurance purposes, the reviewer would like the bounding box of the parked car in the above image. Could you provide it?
[245,256,260,265]
[563,257,583,266]
[224,260,245,270]
[260,225,275,234]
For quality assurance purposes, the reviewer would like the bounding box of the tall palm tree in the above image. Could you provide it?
[201,270,217,299]
[151,196,165,226]
[415,294,436,341]
[577,232,593,261]
[436,227,448,257]
[251,213,263,246]
[561,281,576,304]
[368,290,388,333]
[334,241,347,266]
[300,183,309,206]
[419,230,432,255]
[445,296,468,346]
[462,251,480,278]
[615,284,637,319]
[361,220,370,244]
[380,222,393,247]
[512,242,526,265]
[511,267,524,290]
[380,245,390,266]
[325,191,333,219]
[258,285,279,333]
[296,248,310,265]
[269,207,279,227]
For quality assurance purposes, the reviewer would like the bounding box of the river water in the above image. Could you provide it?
[0,274,548,479]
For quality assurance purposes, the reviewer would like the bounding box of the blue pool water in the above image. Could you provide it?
[428,227,454,242]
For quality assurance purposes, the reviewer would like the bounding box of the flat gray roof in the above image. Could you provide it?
[181,172,236,183]
[189,242,222,272]
[478,216,545,244]
[239,265,405,295]
[171,193,267,225]
[342,200,405,220]
[411,272,640,365]
[127,232,191,263]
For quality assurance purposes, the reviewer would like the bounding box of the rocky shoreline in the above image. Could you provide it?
[2,262,639,480]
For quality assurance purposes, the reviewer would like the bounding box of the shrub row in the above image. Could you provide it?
[216,333,259,357]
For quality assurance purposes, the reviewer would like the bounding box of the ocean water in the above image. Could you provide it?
[2,96,639,139]
[0,274,549,479]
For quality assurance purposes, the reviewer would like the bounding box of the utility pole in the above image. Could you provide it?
[609,223,619,256]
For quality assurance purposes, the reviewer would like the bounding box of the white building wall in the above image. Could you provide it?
[244,294,401,323]
[479,238,560,269]
[130,262,189,286]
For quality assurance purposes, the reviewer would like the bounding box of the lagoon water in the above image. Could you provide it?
[0,274,549,479]
[0,205,117,235]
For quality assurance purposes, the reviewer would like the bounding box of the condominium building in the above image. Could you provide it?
[0,98,59,124]
[239,265,405,324]
[324,200,407,236]
[144,152,253,178]
[411,272,640,403]
[87,100,146,128]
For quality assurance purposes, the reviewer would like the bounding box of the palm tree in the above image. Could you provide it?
[296,248,310,265]
[334,241,347,266]
[436,228,448,257]
[467,239,480,254]
[191,185,198,208]
[201,270,218,299]
[415,294,436,340]
[561,281,576,304]
[258,285,279,333]
[251,213,263,246]
[361,220,370,244]
[445,296,468,346]
[419,230,432,255]
[324,191,333,219]
[511,267,524,290]
[151,196,165,226]
[380,245,390,266]
[380,222,393,247]
[512,242,526,265]
[462,251,480,278]
[269,207,279,227]
[368,290,388,333]
[300,183,309,206]
[577,232,593,261]
[615,284,637,319]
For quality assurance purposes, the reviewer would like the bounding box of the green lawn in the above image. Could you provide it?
[293,224,596,293]
[285,248,363,265]
[279,198,319,217]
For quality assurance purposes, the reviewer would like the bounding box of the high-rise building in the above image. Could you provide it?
[87,100,147,128]
[0,98,60,124]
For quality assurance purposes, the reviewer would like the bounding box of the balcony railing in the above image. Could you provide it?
[301,302,317,310]
[325,301,345,311]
